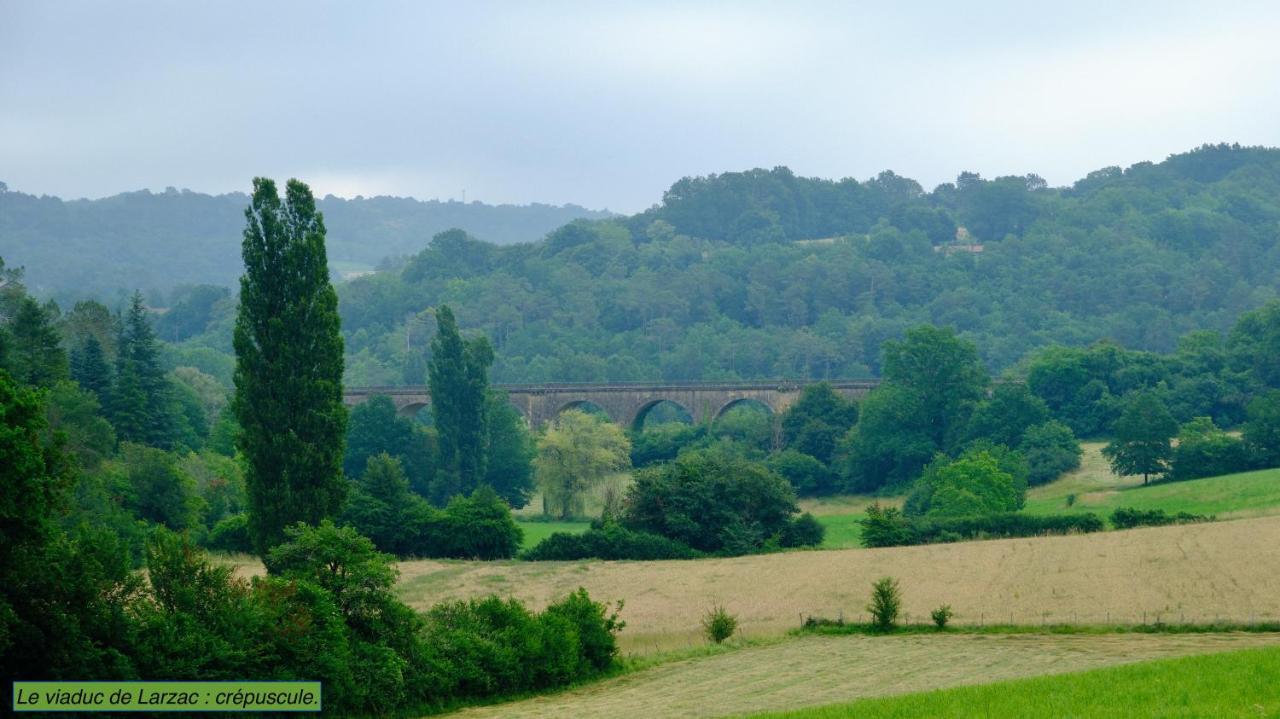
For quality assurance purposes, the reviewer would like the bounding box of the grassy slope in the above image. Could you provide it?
[751,643,1280,719]
[515,520,590,550]
[1024,442,1280,518]
[441,633,1280,719]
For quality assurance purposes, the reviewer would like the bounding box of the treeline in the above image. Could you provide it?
[314,143,1280,384]
[0,182,610,296]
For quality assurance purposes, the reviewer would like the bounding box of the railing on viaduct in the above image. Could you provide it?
[343,379,882,428]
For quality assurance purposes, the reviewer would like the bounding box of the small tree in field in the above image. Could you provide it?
[867,576,902,631]
[1103,392,1177,484]
[702,604,738,644]
[535,410,631,519]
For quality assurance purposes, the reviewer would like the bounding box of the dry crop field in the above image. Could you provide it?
[386,515,1280,652]
[445,632,1280,719]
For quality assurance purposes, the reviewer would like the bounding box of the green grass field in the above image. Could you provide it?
[750,644,1280,718]
[1026,466,1280,519]
[515,520,590,550]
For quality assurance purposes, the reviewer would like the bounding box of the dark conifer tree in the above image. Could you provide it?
[110,293,175,447]
[71,335,112,402]
[6,298,68,388]
[233,178,347,554]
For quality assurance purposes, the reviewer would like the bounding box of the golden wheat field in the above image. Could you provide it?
[445,632,1280,719]
[379,515,1280,652]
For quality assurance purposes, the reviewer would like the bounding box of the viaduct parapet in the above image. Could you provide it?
[343,380,880,428]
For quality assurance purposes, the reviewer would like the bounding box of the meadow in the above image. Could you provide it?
[445,633,1280,719]
[752,643,1280,718]
[387,514,1280,653]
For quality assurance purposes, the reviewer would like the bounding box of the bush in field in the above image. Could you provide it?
[623,450,804,554]
[1169,417,1250,481]
[780,512,826,548]
[702,604,738,644]
[768,449,837,497]
[905,446,1027,518]
[861,505,1104,548]
[931,605,954,629]
[522,521,701,561]
[1019,420,1083,485]
[1110,507,1213,529]
[867,577,902,631]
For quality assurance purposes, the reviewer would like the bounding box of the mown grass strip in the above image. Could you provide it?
[747,644,1280,718]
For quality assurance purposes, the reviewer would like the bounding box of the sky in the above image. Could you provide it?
[2,0,1279,213]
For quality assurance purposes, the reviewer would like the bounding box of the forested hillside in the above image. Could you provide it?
[325,143,1280,384]
[0,183,610,296]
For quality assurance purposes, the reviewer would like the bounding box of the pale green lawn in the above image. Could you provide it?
[515,520,590,550]
[750,644,1280,719]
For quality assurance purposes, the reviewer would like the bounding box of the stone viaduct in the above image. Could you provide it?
[343,380,881,428]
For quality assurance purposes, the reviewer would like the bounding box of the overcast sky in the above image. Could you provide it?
[3,1,1279,212]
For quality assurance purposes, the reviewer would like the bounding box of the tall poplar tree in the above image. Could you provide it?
[234,178,347,554]
[427,305,492,504]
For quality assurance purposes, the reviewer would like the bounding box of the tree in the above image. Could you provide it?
[1169,417,1249,481]
[965,382,1050,448]
[111,292,178,448]
[43,380,116,470]
[1018,420,1083,485]
[780,382,858,464]
[622,450,802,553]
[484,392,535,508]
[234,178,347,554]
[70,335,112,402]
[767,448,836,496]
[1243,390,1280,469]
[118,443,200,531]
[1103,392,1177,484]
[6,297,68,388]
[535,409,631,519]
[881,325,989,449]
[344,395,435,495]
[427,305,493,504]
[867,577,902,631]
[905,448,1026,518]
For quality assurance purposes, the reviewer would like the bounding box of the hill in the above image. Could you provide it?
[0,184,611,297]
[325,143,1280,383]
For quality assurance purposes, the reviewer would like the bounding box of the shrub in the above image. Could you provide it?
[867,577,902,631]
[205,513,253,553]
[1110,507,1213,529]
[906,446,1028,518]
[522,521,701,561]
[1019,420,1083,485]
[860,507,1104,548]
[931,605,953,629]
[702,604,738,644]
[779,512,825,548]
[768,449,836,497]
[623,450,801,554]
[1169,417,1251,481]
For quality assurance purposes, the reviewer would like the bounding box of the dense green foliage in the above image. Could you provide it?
[342,453,522,559]
[522,521,702,561]
[1109,507,1212,529]
[623,450,821,554]
[904,447,1028,518]
[233,178,347,553]
[860,504,1104,548]
[867,577,902,631]
[1168,417,1250,481]
[535,409,632,519]
[297,145,1280,387]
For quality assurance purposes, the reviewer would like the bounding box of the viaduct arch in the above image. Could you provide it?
[342,380,880,428]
